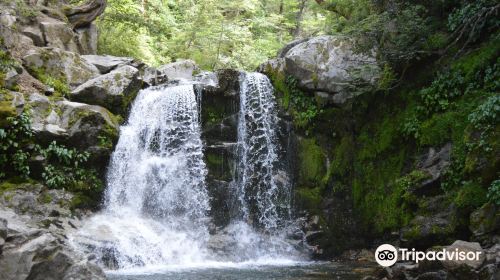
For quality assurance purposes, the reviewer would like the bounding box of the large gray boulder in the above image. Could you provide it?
[28,93,119,169]
[143,60,200,86]
[22,47,100,89]
[70,65,142,114]
[39,19,79,53]
[82,55,134,74]
[0,194,105,280]
[441,240,485,270]
[260,35,381,106]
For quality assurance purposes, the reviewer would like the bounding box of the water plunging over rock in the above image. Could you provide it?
[71,73,304,271]
[233,72,292,231]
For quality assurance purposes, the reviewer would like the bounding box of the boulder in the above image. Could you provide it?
[28,93,119,170]
[157,60,200,81]
[470,203,500,237]
[401,195,458,249]
[260,35,381,106]
[415,143,452,193]
[70,65,141,114]
[441,240,485,270]
[81,55,134,74]
[39,20,79,53]
[22,47,100,89]
[75,23,98,55]
[21,25,45,47]
[0,205,105,280]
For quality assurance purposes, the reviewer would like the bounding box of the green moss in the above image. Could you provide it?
[295,187,323,214]
[353,150,409,233]
[453,181,488,210]
[120,81,143,115]
[97,123,118,150]
[69,193,98,210]
[297,138,326,186]
[0,177,33,194]
[358,116,399,160]
[29,67,70,98]
[39,192,52,204]
[418,111,457,147]
[0,100,17,127]
[264,64,290,109]
[203,106,225,126]
[451,36,500,79]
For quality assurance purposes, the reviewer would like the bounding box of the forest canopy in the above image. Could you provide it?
[93,0,499,72]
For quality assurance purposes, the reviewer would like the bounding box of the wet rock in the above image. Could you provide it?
[401,195,457,249]
[70,65,141,114]
[0,205,104,280]
[22,47,100,89]
[441,240,485,270]
[82,54,134,74]
[484,244,499,264]
[478,264,499,280]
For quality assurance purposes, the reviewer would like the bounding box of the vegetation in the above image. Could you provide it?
[96,0,335,69]
[0,112,103,207]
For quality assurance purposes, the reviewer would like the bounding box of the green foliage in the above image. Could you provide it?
[447,0,499,49]
[286,76,321,128]
[453,181,488,210]
[98,0,331,69]
[419,71,467,114]
[487,179,500,205]
[0,113,33,178]
[0,113,103,206]
[468,95,500,134]
[40,141,90,187]
[30,68,70,98]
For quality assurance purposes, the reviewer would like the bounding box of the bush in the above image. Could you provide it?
[487,179,500,205]
[0,113,103,195]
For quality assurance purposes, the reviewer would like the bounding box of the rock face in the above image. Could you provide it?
[23,48,100,89]
[441,240,485,270]
[82,55,135,74]
[469,203,500,245]
[260,35,381,106]
[71,65,142,114]
[0,186,106,280]
[28,93,119,170]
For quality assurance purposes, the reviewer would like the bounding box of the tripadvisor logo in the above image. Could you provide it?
[374,244,483,267]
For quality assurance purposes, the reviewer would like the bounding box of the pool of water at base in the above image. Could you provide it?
[107,262,377,280]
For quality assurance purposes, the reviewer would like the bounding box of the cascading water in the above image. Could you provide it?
[72,85,211,268]
[71,73,304,272]
[234,72,291,231]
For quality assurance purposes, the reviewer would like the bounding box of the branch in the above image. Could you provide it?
[64,0,107,28]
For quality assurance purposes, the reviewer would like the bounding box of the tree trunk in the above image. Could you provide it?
[64,0,107,28]
[292,0,307,37]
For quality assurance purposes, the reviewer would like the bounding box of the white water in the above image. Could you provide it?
[234,72,291,231]
[71,74,303,272]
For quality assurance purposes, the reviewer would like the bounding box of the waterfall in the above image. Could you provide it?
[72,85,211,268]
[70,73,303,271]
[234,72,291,231]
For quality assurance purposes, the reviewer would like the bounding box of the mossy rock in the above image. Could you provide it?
[297,137,327,186]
